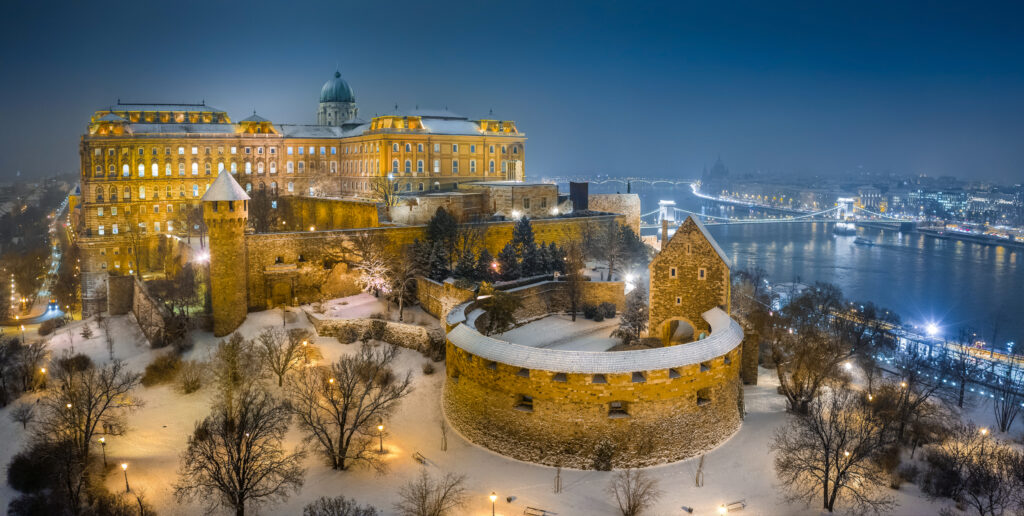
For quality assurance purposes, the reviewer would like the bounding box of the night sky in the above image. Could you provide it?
[2,1,1023,183]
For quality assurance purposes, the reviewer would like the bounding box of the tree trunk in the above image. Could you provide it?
[958,382,965,408]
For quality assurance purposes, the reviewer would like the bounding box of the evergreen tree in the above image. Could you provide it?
[476,249,496,282]
[496,243,519,281]
[453,248,478,280]
[536,243,551,274]
[618,225,650,274]
[612,287,649,346]
[410,239,432,274]
[428,241,449,281]
[512,218,539,276]
[425,208,458,269]
[548,242,565,273]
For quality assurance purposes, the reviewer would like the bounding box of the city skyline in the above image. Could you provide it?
[2,1,1024,183]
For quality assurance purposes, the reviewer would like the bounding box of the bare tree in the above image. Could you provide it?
[15,340,48,392]
[394,468,467,516]
[609,469,662,516]
[210,333,264,398]
[990,357,1023,433]
[369,176,404,210]
[9,401,34,429]
[256,328,312,387]
[942,327,983,409]
[38,359,142,463]
[562,239,585,322]
[921,423,1023,516]
[304,496,379,516]
[351,231,393,298]
[175,384,306,516]
[885,353,949,442]
[287,343,413,471]
[771,388,894,514]
[388,247,422,322]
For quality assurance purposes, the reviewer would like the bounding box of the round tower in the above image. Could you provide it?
[201,171,250,336]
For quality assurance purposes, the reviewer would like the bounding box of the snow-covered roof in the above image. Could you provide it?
[277,124,367,138]
[447,306,743,373]
[103,103,225,113]
[201,170,250,201]
[688,216,731,269]
[419,118,484,136]
[122,123,238,134]
[240,113,270,123]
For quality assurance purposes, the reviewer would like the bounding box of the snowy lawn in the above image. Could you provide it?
[496,314,621,352]
[0,308,1012,515]
[315,292,437,327]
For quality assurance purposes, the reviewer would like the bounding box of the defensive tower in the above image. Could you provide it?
[202,170,250,336]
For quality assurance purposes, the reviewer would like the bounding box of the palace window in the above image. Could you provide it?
[540,198,547,208]
[178,163,185,176]
[417,160,424,173]
[138,147,144,156]
[165,163,172,176]
[98,225,105,235]
[470,144,476,153]
[257,162,264,174]
[308,146,314,155]
[433,159,440,173]
[331,147,336,155]
[287,161,293,173]
[489,145,495,154]
[405,160,411,173]
[137,164,144,177]
[502,161,507,173]
[608,401,628,418]
[245,147,251,154]
[287,182,294,192]
[470,160,476,173]
[405,143,411,152]
[257,147,264,155]
[452,144,459,153]
[154,222,161,232]
[433,143,440,152]
[523,198,530,209]
[502,145,507,153]
[392,143,399,152]
[217,162,224,173]
[330,161,336,173]
[417,143,423,152]
[205,147,211,155]
[192,184,199,197]
[246,183,252,192]
[112,223,118,234]
[167,221,173,232]
[191,147,198,155]
[287,146,293,155]
[298,161,304,173]
[418,182,424,191]
[206,163,212,175]
[320,146,326,155]
[452,160,459,174]
[668,368,682,379]
[513,146,519,154]
[94,165,102,176]
[192,162,199,175]
[108,165,115,176]
[97,207,104,217]
[270,162,277,174]
[298,146,304,155]
[489,160,495,173]
[392,160,399,173]
[139,186,146,199]
[670,267,677,278]
[151,163,158,176]
[245,162,252,175]
[676,296,682,305]
[515,395,534,412]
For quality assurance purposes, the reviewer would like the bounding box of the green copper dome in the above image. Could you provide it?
[320,71,355,103]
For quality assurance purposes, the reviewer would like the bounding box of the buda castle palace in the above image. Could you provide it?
[77,70,526,315]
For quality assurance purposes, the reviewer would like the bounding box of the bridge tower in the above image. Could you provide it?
[658,200,677,224]
[836,197,855,220]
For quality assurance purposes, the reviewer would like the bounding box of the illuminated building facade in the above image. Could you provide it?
[77,70,526,315]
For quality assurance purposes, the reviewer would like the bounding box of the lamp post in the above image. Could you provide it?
[377,421,384,453]
[19,324,25,344]
[489,492,497,516]
[99,437,107,468]
[121,463,130,492]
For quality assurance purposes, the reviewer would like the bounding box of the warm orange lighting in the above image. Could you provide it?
[328,378,335,384]
[377,424,384,432]
[121,463,127,471]
[489,492,497,503]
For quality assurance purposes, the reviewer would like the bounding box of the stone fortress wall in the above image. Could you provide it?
[588,193,642,234]
[441,280,745,469]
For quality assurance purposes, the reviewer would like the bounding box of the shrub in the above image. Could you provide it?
[421,362,435,375]
[7,443,60,493]
[7,492,65,516]
[178,360,204,394]
[38,318,58,336]
[591,439,616,471]
[581,304,598,320]
[897,463,920,484]
[57,353,94,374]
[141,353,181,387]
[364,320,387,341]
[369,312,386,320]
[304,495,379,516]
[592,313,605,322]
[427,330,446,362]
[598,302,617,319]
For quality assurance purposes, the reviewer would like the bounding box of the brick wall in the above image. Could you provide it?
[415,277,476,319]
[284,196,379,230]
[132,277,170,346]
[306,312,441,353]
[106,275,134,315]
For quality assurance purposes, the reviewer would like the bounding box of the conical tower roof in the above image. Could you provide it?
[202,170,250,202]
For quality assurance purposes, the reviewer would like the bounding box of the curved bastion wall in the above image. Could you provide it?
[442,283,745,469]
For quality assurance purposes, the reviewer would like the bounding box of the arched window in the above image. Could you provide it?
[191,162,199,175]
[205,163,211,175]
[231,162,237,173]
[178,163,185,176]
[109,186,117,201]
[392,159,399,173]
[404,160,411,173]
[287,161,293,173]
[246,183,252,192]
[489,160,495,173]
[218,162,224,173]
[94,187,103,202]
[298,161,304,173]
[94,165,102,176]
[245,162,252,175]
[123,186,131,200]
[392,143,398,152]
[270,162,277,174]
[151,163,158,176]
[122,164,130,177]
[405,183,411,191]
[417,160,423,173]
[138,164,144,177]
[257,162,264,174]
[405,143,411,152]
[165,163,172,176]
[192,184,199,197]
[287,182,294,192]
[108,165,115,176]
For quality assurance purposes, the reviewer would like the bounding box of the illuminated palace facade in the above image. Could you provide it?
[77,70,526,315]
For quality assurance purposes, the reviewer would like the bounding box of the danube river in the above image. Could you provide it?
[587,182,1024,346]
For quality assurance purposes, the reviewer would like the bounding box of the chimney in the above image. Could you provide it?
[661,218,669,245]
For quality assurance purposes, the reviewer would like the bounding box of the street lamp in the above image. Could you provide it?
[19,325,25,344]
[489,492,497,516]
[981,427,989,436]
[378,421,385,453]
[99,437,107,468]
[121,463,130,492]
[718,504,728,515]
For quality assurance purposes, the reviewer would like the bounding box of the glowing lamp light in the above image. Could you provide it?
[718,505,728,515]
[491,261,499,270]
[121,463,127,471]
[843,362,852,371]
[981,428,989,436]
[844,450,850,457]
[490,492,497,503]
[328,378,335,384]
[925,322,940,337]
[309,226,316,232]
[377,423,384,432]
[511,210,522,220]
[550,207,559,216]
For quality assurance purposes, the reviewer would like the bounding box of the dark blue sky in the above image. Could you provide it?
[2,1,1023,183]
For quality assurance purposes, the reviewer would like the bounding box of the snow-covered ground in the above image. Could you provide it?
[0,301,1015,515]
[317,292,436,327]
[496,314,620,351]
